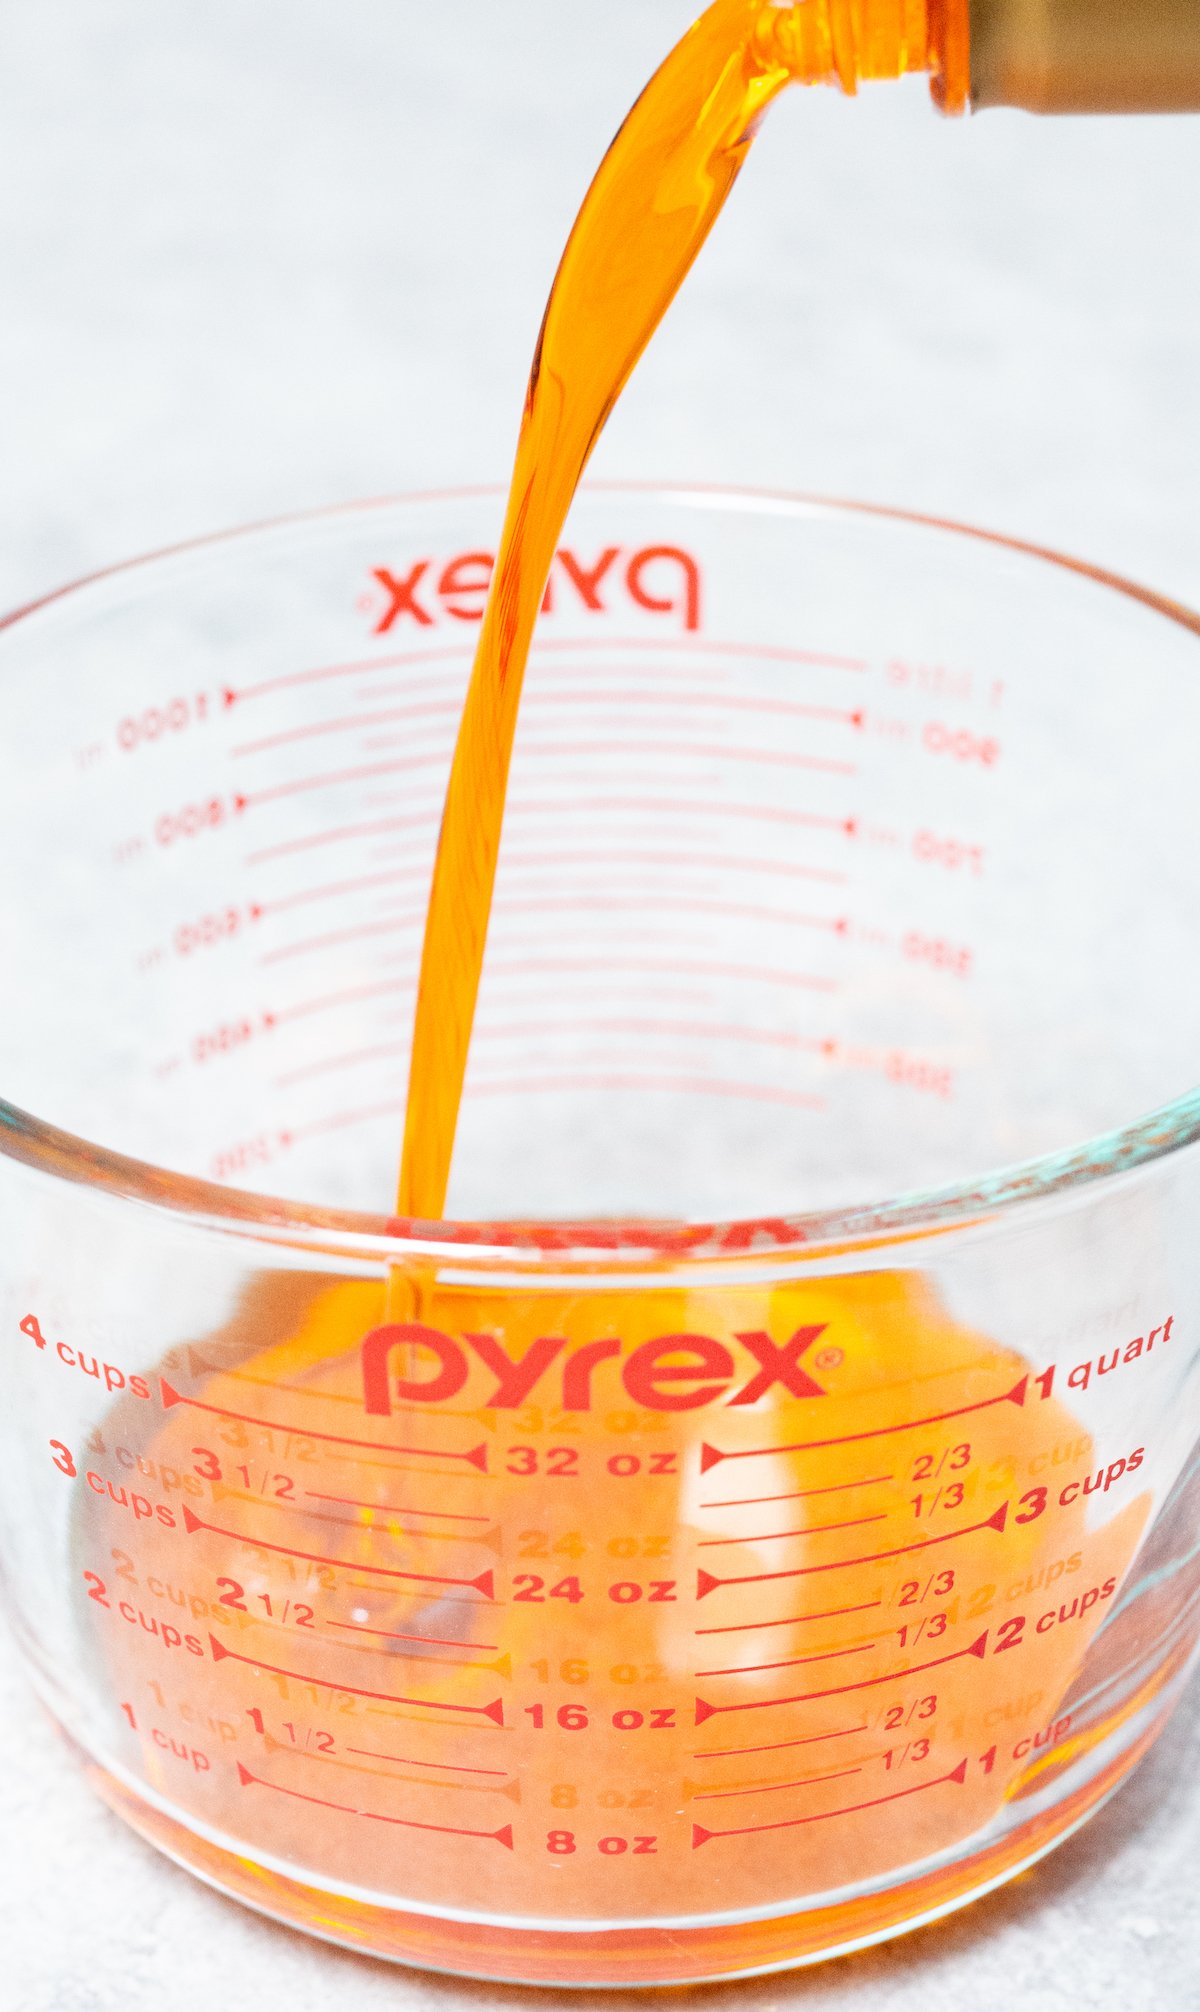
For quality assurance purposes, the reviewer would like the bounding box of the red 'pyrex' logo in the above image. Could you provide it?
[360,1323,827,1416]
[367,543,702,634]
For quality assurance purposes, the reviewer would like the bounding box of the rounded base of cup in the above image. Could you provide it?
[64,1709,1167,1988]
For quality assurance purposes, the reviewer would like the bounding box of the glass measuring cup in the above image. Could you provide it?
[2,484,1200,1987]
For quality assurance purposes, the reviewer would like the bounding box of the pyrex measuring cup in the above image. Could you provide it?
[2,486,1200,1987]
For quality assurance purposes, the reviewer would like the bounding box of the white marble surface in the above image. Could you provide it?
[3,2,1200,2005]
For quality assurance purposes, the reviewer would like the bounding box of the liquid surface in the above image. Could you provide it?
[397,0,799,1220]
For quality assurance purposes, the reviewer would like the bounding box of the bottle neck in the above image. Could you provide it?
[760,0,971,111]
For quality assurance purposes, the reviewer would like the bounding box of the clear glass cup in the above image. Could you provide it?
[2,486,1200,1987]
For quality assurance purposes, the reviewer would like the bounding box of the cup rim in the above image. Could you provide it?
[4,480,1199,1266]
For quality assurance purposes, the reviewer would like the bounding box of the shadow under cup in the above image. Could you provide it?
[1,486,1200,1984]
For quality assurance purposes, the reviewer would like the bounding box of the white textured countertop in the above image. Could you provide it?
[3,3,1200,2005]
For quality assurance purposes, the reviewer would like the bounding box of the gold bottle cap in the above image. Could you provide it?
[970,0,1200,112]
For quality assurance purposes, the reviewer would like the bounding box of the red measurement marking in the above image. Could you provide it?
[212,1637,504,1721]
[329,1619,498,1653]
[697,1640,875,1680]
[465,1075,827,1112]
[482,954,839,996]
[250,796,856,870]
[693,1634,988,1724]
[695,1721,868,1761]
[304,1504,498,1553]
[693,1763,863,1802]
[257,865,431,916]
[285,1080,827,1148]
[692,1758,968,1844]
[182,1505,493,1596]
[702,1475,894,1510]
[354,633,868,681]
[502,793,858,837]
[490,846,849,887]
[697,1511,886,1549]
[697,1503,1008,1598]
[305,1490,489,1524]
[439,734,857,778]
[159,1380,487,1470]
[272,979,413,1025]
[261,909,422,966]
[513,636,869,672]
[526,687,865,726]
[467,1022,825,1070]
[287,1100,406,1145]
[237,746,856,822]
[531,635,861,676]
[361,670,734,713]
[474,1018,835,1056]
[234,751,448,815]
[225,627,866,713]
[276,1016,837,1096]
[235,1760,513,1846]
[234,688,863,762]
[227,644,469,707]
[527,635,869,673]
[344,1745,507,1778]
[500,894,849,935]
[233,696,460,758]
[276,1041,411,1089]
[700,1377,1029,1471]
[511,792,857,841]
[247,809,438,867]
[695,1599,882,1638]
